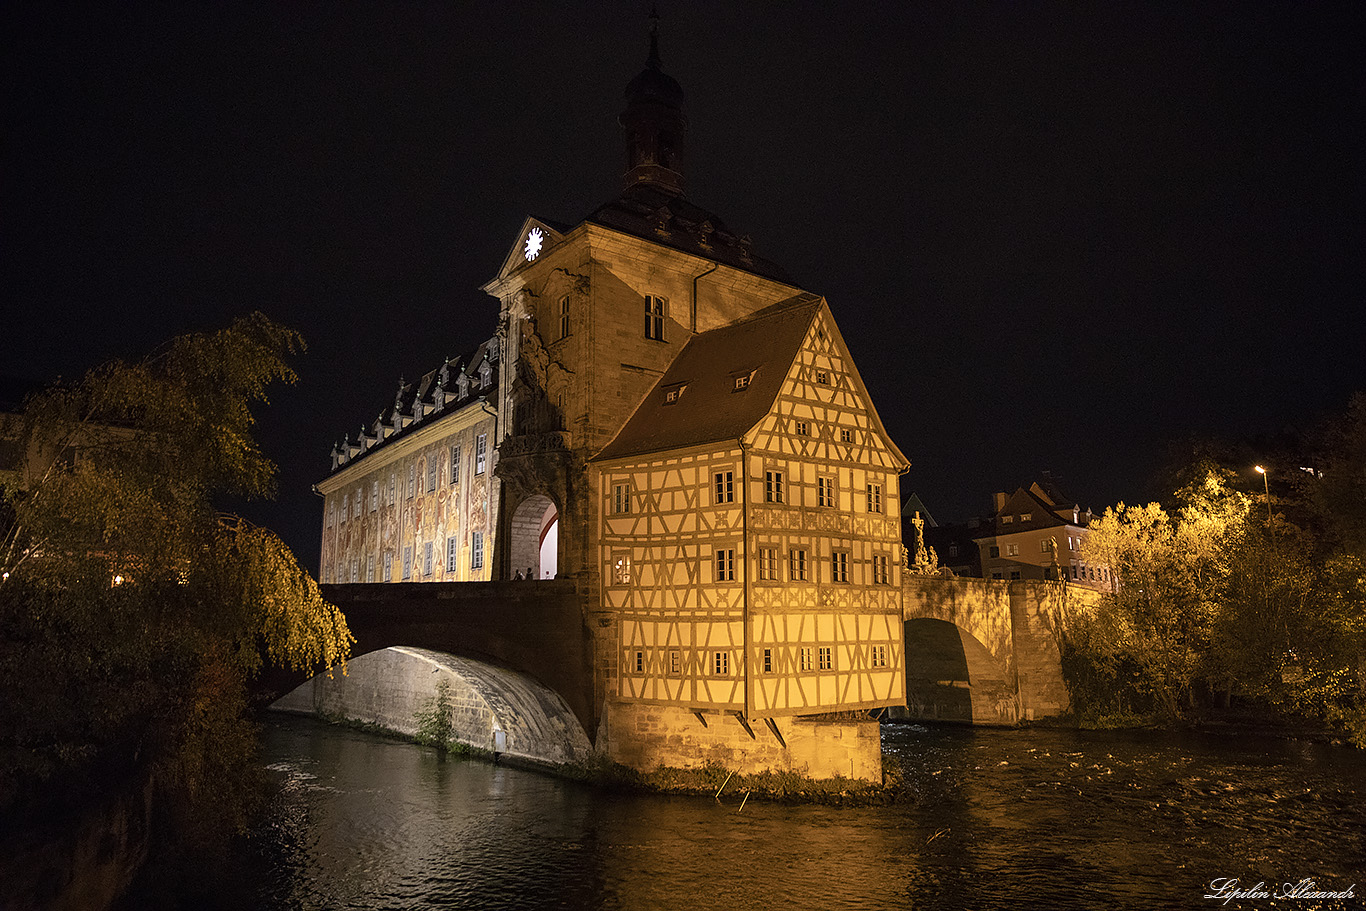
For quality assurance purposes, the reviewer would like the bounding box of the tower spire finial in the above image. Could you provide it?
[647,5,661,69]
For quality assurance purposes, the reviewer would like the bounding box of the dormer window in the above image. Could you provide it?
[732,371,755,392]
[1021,512,1032,522]
[663,383,687,405]
[1001,515,1013,524]
[457,373,469,398]
[478,362,492,387]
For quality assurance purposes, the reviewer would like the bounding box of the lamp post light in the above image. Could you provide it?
[1255,465,1274,537]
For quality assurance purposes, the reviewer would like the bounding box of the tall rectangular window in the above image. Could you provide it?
[800,647,813,671]
[341,494,348,521]
[871,644,888,668]
[612,554,632,585]
[715,548,735,582]
[388,474,396,506]
[818,476,836,508]
[407,466,416,498]
[758,547,778,581]
[450,445,461,485]
[872,553,889,585]
[354,490,362,518]
[764,470,784,503]
[402,546,412,580]
[1041,538,1054,553]
[371,480,379,511]
[819,646,832,671]
[634,651,644,673]
[423,542,433,576]
[475,434,487,474]
[669,650,681,675]
[713,652,729,675]
[762,648,773,674]
[714,471,734,504]
[559,294,571,340]
[867,483,883,513]
[612,481,632,514]
[645,294,666,340]
[795,420,809,436]
[831,551,849,583]
[447,537,459,573]
[383,552,392,583]
[366,555,375,582]
[471,532,484,569]
[841,428,852,444]
[426,459,437,493]
[789,548,808,581]
[350,560,359,583]
[327,503,335,527]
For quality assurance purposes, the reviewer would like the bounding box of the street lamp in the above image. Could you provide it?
[1255,465,1274,535]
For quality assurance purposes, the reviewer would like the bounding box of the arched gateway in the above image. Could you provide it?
[508,493,558,579]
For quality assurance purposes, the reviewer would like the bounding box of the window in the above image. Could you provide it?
[715,548,735,582]
[818,476,836,508]
[758,547,778,581]
[383,552,392,582]
[612,481,632,515]
[664,384,686,404]
[867,483,883,513]
[789,548,808,581]
[366,555,375,582]
[871,644,888,668]
[1006,543,1020,557]
[354,490,362,518]
[795,420,809,436]
[612,553,632,585]
[819,647,832,671]
[815,369,830,385]
[471,532,484,569]
[388,474,396,506]
[800,647,813,671]
[762,648,773,673]
[1001,515,1013,524]
[446,537,459,573]
[841,428,852,444]
[371,481,379,511]
[713,652,729,675]
[831,551,849,583]
[323,566,331,584]
[948,544,959,558]
[765,470,784,503]
[1021,512,1032,522]
[872,553,889,585]
[1041,538,1054,553]
[450,445,461,485]
[341,494,348,521]
[634,651,644,674]
[992,572,1004,580]
[559,294,570,340]
[732,373,752,391]
[669,650,681,675]
[475,434,487,474]
[989,545,1000,558]
[350,560,359,583]
[1070,564,1078,580]
[1010,570,1022,580]
[714,471,733,504]
[479,362,491,387]
[1069,535,1077,551]
[426,459,437,493]
[407,466,416,498]
[645,294,666,340]
[327,503,335,527]
[402,546,413,581]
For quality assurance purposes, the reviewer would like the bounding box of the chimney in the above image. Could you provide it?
[993,492,1007,514]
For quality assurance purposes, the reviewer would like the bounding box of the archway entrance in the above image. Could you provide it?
[509,494,558,580]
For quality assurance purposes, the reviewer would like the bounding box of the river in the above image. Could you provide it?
[220,714,1363,910]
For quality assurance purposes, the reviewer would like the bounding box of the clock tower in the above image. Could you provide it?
[620,9,687,195]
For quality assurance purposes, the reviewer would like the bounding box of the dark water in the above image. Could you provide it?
[240,715,1364,910]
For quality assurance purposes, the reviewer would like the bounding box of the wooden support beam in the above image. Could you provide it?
[732,711,756,739]
[764,716,786,748]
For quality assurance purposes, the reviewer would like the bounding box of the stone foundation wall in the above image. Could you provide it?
[600,701,883,782]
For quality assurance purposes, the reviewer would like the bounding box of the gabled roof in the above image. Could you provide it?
[591,294,823,462]
[972,485,1075,539]
[585,184,793,285]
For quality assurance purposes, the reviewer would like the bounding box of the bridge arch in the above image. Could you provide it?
[272,646,593,766]
[900,618,1018,725]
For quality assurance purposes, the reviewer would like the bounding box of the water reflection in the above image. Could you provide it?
[245,717,1366,910]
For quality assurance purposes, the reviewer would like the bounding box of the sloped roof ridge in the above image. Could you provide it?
[716,292,823,331]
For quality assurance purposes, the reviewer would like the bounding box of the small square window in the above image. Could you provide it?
[815,369,830,385]
[840,428,852,444]
[795,420,809,436]
[989,545,1000,558]
[1006,543,1020,557]
[733,373,752,391]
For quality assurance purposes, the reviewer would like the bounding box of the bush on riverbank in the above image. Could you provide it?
[1063,399,1366,746]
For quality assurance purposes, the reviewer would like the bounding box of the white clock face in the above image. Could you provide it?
[524,227,544,261]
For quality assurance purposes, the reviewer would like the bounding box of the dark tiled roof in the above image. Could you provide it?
[585,184,794,286]
[592,294,822,462]
[327,337,499,475]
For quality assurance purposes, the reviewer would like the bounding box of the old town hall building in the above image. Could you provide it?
[317,26,909,766]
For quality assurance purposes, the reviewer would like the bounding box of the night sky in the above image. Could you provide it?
[5,2,1363,565]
